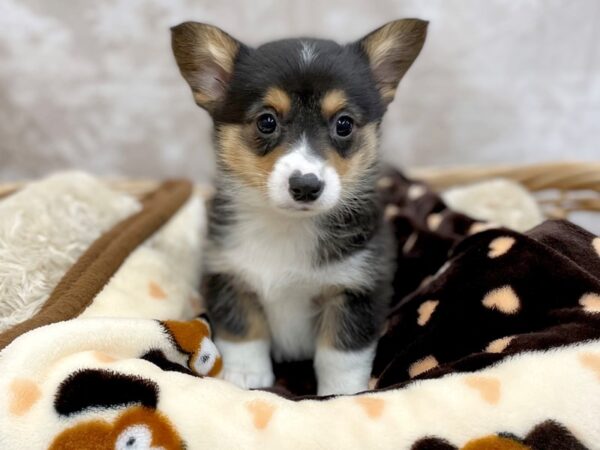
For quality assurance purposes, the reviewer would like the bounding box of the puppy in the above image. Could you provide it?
[171,19,427,395]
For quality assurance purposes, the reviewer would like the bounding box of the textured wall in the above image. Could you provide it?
[0,0,599,183]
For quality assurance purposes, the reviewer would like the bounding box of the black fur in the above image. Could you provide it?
[204,273,248,336]
[204,273,265,339]
[171,20,426,391]
[210,39,386,175]
[215,38,384,122]
[327,289,389,350]
[314,173,383,264]
[199,31,397,350]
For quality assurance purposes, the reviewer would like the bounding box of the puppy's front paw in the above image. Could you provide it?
[216,339,274,389]
[315,345,376,396]
[317,373,367,396]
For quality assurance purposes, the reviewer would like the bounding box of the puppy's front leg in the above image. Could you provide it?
[204,274,274,389]
[315,290,383,396]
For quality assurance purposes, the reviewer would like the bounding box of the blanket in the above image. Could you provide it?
[0,171,598,449]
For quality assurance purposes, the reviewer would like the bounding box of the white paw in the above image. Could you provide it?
[315,345,376,396]
[222,367,275,389]
[317,375,368,396]
[216,338,275,389]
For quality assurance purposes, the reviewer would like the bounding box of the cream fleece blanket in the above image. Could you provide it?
[0,172,141,332]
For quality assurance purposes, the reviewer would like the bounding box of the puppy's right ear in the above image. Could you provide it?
[171,22,241,113]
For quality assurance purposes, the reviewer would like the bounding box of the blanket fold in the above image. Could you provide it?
[373,173,600,391]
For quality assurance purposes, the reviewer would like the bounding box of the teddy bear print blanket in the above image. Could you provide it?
[0,171,598,449]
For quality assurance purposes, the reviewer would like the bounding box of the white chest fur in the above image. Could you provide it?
[207,207,372,361]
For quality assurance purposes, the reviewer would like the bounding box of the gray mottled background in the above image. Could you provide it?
[0,0,599,183]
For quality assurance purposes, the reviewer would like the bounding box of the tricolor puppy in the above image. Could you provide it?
[171,19,427,395]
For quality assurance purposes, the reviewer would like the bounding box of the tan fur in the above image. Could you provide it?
[193,91,213,107]
[361,19,424,69]
[217,292,270,342]
[321,89,347,118]
[171,22,239,110]
[217,125,285,193]
[204,29,239,74]
[360,19,427,103]
[379,87,397,103]
[315,286,348,348]
[317,292,346,347]
[315,286,345,305]
[363,32,396,69]
[327,123,378,185]
[175,23,238,74]
[219,116,378,193]
[264,87,291,116]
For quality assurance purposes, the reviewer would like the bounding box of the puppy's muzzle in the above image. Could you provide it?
[288,171,324,202]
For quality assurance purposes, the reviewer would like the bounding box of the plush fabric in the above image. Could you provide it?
[0,172,140,333]
[0,172,220,374]
[441,178,544,232]
[0,170,598,449]
[80,194,205,321]
[0,178,199,349]
[0,321,597,449]
[372,172,600,392]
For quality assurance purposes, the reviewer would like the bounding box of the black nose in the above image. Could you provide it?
[288,172,324,202]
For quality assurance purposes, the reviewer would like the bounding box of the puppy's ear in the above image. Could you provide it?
[358,19,428,105]
[171,22,242,113]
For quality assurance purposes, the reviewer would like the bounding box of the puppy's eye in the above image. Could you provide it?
[335,115,354,137]
[257,113,278,135]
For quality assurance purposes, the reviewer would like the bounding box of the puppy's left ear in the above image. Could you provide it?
[171,22,242,114]
[358,19,428,106]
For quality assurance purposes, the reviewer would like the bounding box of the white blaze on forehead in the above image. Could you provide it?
[267,135,341,213]
[300,41,317,66]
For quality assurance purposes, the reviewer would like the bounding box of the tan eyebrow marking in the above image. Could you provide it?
[218,125,286,193]
[326,123,378,180]
[321,89,348,118]
[263,87,291,116]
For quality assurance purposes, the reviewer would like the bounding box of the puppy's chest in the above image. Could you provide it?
[212,214,320,292]
[208,214,370,360]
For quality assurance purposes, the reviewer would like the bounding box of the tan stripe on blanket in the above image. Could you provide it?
[0,180,192,350]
